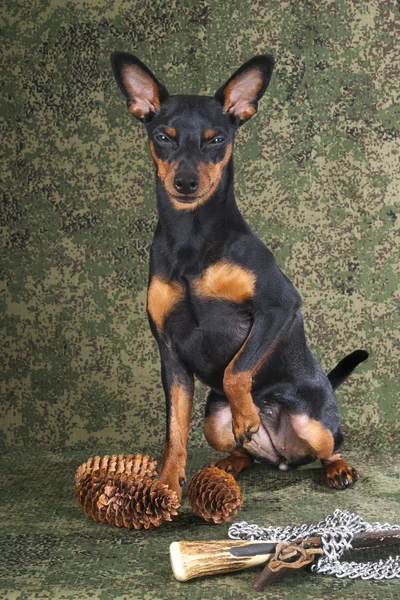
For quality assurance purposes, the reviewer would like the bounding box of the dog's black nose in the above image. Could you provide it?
[174,172,199,194]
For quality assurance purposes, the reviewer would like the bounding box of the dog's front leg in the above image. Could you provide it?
[157,343,194,502]
[224,305,298,447]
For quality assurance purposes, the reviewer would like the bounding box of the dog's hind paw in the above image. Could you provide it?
[324,458,359,490]
[209,449,254,478]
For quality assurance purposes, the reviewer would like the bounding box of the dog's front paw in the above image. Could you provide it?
[159,469,186,503]
[325,459,359,490]
[232,407,260,448]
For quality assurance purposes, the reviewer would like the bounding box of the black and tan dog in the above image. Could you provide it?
[111,52,368,502]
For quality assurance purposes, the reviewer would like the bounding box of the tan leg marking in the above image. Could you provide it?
[193,259,256,303]
[290,414,335,459]
[223,366,260,447]
[289,415,359,489]
[147,276,184,330]
[222,322,261,448]
[160,382,193,502]
[222,312,296,448]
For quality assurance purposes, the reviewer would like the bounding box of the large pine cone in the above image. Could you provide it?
[75,453,180,530]
[75,453,158,486]
[187,466,243,524]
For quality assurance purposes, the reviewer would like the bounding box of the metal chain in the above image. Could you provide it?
[228,509,400,580]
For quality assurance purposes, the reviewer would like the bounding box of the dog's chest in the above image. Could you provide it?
[191,259,256,304]
[147,260,255,381]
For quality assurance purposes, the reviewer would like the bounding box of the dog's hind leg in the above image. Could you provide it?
[211,449,255,478]
[204,392,254,477]
[290,414,359,489]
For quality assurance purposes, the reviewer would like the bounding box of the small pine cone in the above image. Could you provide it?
[75,454,180,530]
[75,453,158,487]
[187,466,243,524]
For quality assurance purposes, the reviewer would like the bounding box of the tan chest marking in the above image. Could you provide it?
[147,276,185,330]
[194,260,256,303]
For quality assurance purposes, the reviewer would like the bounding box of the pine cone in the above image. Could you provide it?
[75,453,158,486]
[75,453,180,530]
[187,466,243,524]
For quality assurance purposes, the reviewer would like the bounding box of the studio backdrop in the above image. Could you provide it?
[1,0,399,454]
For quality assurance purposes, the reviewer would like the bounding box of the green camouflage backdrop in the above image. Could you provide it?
[1,1,399,598]
[1,0,399,452]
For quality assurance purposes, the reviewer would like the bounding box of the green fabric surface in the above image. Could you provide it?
[0,447,399,599]
[1,0,399,597]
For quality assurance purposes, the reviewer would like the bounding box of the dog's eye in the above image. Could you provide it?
[155,134,171,144]
[210,137,225,144]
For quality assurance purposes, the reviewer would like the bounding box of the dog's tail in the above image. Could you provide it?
[327,349,369,390]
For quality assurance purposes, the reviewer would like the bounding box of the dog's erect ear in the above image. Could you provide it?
[111,52,169,122]
[214,54,274,126]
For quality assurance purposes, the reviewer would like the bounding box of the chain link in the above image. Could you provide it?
[228,509,400,580]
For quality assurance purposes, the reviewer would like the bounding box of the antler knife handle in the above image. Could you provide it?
[170,539,277,582]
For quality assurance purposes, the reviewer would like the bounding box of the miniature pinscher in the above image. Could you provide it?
[111,52,368,502]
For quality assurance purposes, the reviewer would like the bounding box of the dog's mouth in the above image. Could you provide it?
[170,184,216,204]
[170,194,201,203]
